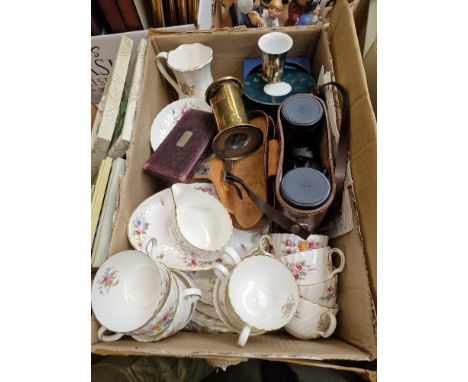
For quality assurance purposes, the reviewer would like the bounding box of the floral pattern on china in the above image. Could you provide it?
[98,267,119,295]
[127,183,264,271]
[320,286,336,303]
[180,82,195,97]
[149,307,175,335]
[281,294,297,319]
[281,238,320,255]
[285,260,317,281]
[132,216,150,248]
[150,98,212,151]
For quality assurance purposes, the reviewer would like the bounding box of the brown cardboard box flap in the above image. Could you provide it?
[329,0,377,302]
[92,332,371,361]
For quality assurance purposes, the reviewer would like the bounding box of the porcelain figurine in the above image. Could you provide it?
[250,0,282,28]
[286,0,320,26]
[298,0,321,25]
[237,0,266,27]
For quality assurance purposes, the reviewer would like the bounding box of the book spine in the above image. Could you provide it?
[133,0,152,29]
[176,0,188,25]
[92,158,127,267]
[91,157,113,242]
[98,0,128,33]
[116,0,143,31]
[151,0,165,27]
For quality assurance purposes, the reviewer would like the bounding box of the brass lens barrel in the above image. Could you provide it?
[205,76,263,160]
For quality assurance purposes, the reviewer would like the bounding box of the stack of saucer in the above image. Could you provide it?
[185,269,235,334]
[261,233,345,340]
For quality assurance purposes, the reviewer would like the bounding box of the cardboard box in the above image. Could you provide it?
[92,0,377,368]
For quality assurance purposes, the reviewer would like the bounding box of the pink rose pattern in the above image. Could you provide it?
[98,267,119,295]
[183,253,223,268]
[286,260,316,281]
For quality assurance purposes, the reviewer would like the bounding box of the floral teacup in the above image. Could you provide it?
[213,275,266,338]
[285,298,339,340]
[92,248,171,338]
[280,247,345,285]
[214,255,299,347]
[131,271,201,342]
[99,272,179,341]
[268,233,329,257]
[298,275,338,308]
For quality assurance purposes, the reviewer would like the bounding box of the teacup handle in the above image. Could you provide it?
[259,235,274,257]
[98,326,124,342]
[223,246,241,265]
[238,325,251,347]
[181,287,202,304]
[328,248,345,278]
[155,52,184,99]
[214,264,230,281]
[145,237,159,262]
[317,311,337,338]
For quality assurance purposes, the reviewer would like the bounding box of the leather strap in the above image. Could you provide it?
[314,82,350,210]
[225,173,312,239]
[225,82,350,237]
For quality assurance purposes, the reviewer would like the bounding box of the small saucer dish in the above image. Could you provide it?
[150,98,211,150]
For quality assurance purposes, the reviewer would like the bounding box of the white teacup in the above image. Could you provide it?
[170,183,234,257]
[213,276,266,337]
[214,255,299,347]
[99,272,179,342]
[131,271,201,342]
[298,275,338,308]
[156,43,213,99]
[285,298,339,340]
[266,233,329,257]
[279,247,345,285]
[155,271,200,340]
[92,249,171,336]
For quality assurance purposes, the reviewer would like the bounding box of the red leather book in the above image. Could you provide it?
[98,0,128,33]
[116,0,143,31]
[144,109,218,183]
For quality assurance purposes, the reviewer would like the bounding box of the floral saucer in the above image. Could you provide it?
[127,183,265,271]
[150,98,211,150]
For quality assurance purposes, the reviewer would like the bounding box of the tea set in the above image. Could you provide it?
[91,31,346,347]
[93,183,345,345]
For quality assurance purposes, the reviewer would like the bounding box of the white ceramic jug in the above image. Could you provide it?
[156,43,214,99]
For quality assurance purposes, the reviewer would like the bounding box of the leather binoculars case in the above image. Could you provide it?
[196,82,350,240]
